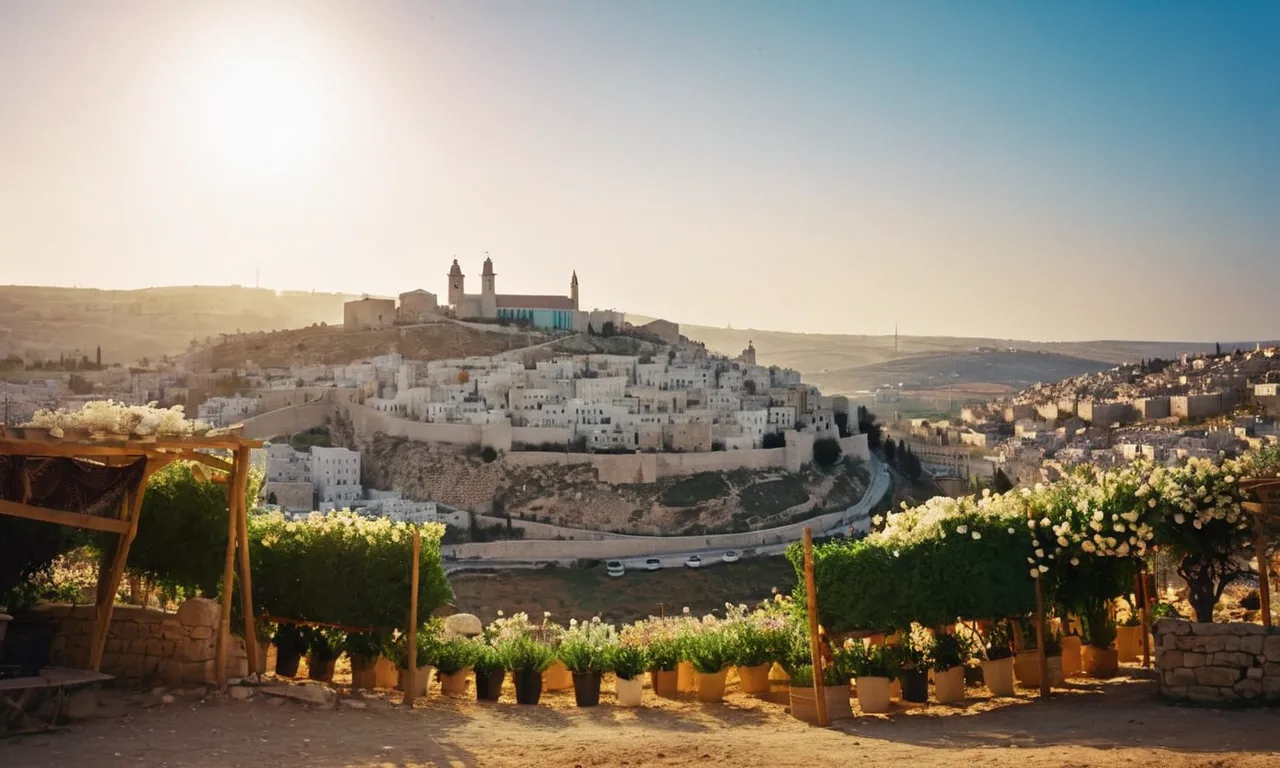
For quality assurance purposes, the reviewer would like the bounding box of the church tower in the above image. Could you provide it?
[480,255,497,317]
[570,271,579,310]
[447,259,465,306]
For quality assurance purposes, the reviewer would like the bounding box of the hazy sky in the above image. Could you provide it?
[1,1,1277,342]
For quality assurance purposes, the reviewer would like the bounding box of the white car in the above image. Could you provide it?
[685,555,702,569]
[644,558,662,571]
[721,550,740,564]
[606,560,625,578]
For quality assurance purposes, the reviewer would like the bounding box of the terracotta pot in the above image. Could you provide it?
[1115,626,1143,663]
[981,657,1015,696]
[790,683,854,723]
[933,665,965,704]
[768,662,790,684]
[1061,635,1082,678]
[351,656,378,691]
[1081,645,1119,679]
[855,676,891,714]
[306,655,336,683]
[695,667,729,703]
[677,661,699,693]
[397,664,432,699]
[737,663,772,695]
[375,656,399,689]
[616,675,644,707]
[543,660,574,691]
[440,668,471,696]
[650,668,679,698]
[1013,650,1040,688]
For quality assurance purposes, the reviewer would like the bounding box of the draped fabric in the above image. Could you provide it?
[0,455,146,518]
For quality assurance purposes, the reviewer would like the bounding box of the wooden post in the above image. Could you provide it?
[405,529,421,708]
[1027,511,1048,698]
[90,465,152,671]
[1255,517,1272,629]
[802,528,828,727]
[232,446,258,676]
[1135,572,1151,668]
[215,453,244,688]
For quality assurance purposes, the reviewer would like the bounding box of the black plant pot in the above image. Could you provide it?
[514,668,543,705]
[900,669,929,703]
[2,620,55,677]
[475,669,505,702]
[572,671,602,707]
[964,665,984,687]
[275,649,301,678]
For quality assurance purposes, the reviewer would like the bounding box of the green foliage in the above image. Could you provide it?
[557,618,618,674]
[930,632,974,672]
[0,518,86,610]
[683,629,732,674]
[832,642,898,680]
[386,618,443,669]
[1052,555,1136,649]
[127,462,237,596]
[981,621,1015,661]
[248,510,452,631]
[344,631,388,664]
[610,644,647,680]
[788,663,845,687]
[659,473,729,508]
[272,623,311,656]
[471,641,503,674]
[499,634,556,673]
[1151,601,1183,620]
[433,637,477,674]
[812,437,843,470]
[305,627,345,661]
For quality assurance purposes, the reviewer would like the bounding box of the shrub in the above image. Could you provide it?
[480,446,499,463]
[980,621,1015,661]
[812,437,842,470]
[471,641,503,674]
[761,432,786,449]
[930,632,973,672]
[683,627,732,674]
[833,641,898,680]
[272,623,310,657]
[622,618,683,672]
[306,628,345,661]
[610,644,647,681]
[557,617,617,674]
[344,631,387,665]
[433,637,477,675]
[386,618,444,669]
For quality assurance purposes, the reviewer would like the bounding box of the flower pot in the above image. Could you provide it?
[737,663,772,695]
[398,664,432,699]
[963,665,984,687]
[768,662,790,684]
[696,667,730,703]
[677,661,698,693]
[306,654,336,682]
[515,668,544,705]
[375,656,399,689]
[650,669,679,698]
[440,668,472,696]
[899,669,929,703]
[855,676,892,714]
[1013,650,1040,688]
[543,660,573,692]
[1115,626,1143,663]
[1061,635,1082,678]
[616,675,644,707]
[1081,646,1119,679]
[275,649,301,678]
[351,656,378,691]
[933,665,965,704]
[790,683,854,723]
[889,679,901,700]
[981,657,1015,697]
[1046,655,1064,687]
[572,671,603,707]
[475,669,505,701]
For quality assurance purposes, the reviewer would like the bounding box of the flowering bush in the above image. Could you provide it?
[490,611,559,673]
[930,631,974,672]
[344,631,389,665]
[722,599,794,667]
[683,623,732,674]
[24,400,211,438]
[386,618,444,669]
[558,617,618,674]
[610,644,647,680]
[621,617,685,672]
[833,640,898,680]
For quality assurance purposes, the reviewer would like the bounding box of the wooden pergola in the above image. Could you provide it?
[0,426,262,687]
[1240,477,1280,628]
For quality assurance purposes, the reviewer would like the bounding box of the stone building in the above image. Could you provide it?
[343,297,396,330]
[448,256,582,331]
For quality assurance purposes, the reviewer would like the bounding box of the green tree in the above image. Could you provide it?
[882,437,897,465]
[812,437,843,469]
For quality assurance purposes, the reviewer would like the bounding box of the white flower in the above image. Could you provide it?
[1030,568,1041,578]
[1038,564,1049,573]
[1008,527,1016,535]
[1082,541,1097,553]
[1174,513,1185,525]
[1057,536,1069,547]
[1070,557,1080,566]
[972,531,982,540]
[496,609,504,617]
[1035,548,1045,558]
[872,515,884,526]
[682,606,690,615]
[1027,557,1036,564]
[1032,540,1040,548]
[1040,517,1052,528]
[956,525,968,535]
[1147,499,1157,508]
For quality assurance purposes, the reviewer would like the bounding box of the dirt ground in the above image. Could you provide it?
[4,669,1280,768]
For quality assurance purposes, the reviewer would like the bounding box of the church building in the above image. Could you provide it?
[447,256,582,331]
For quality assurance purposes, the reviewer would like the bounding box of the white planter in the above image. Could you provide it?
[398,664,433,699]
[615,675,644,707]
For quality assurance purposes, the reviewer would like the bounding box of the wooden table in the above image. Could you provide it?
[0,667,114,735]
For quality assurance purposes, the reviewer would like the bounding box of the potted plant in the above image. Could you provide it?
[272,623,309,678]
[632,618,681,698]
[724,602,787,696]
[1079,604,1119,678]
[1115,602,1143,663]
[345,632,387,691]
[611,643,647,707]
[1043,629,1064,686]
[979,621,1016,697]
[896,625,932,704]
[836,640,897,714]
[501,633,556,705]
[1012,618,1042,688]
[306,628,345,683]
[558,617,617,707]
[472,641,505,702]
[786,664,854,723]
[433,637,476,696]
[387,621,440,699]
[930,631,972,704]
[686,625,733,703]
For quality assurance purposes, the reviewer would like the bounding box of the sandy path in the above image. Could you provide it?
[3,676,1279,767]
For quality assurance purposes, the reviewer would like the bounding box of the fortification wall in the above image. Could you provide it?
[239,403,335,439]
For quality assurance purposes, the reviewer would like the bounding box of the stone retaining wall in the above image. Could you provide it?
[35,597,250,686]
[1155,618,1280,703]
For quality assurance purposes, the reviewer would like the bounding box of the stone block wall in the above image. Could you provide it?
[1155,618,1280,703]
[36,597,246,686]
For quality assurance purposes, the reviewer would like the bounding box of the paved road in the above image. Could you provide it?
[446,460,892,576]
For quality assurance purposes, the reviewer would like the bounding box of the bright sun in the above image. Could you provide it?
[184,24,335,180]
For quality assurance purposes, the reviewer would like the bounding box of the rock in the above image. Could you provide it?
[1234,678,1263,698]
[162,694,175,705]
[63,689,99,721]
[260,682,337,708]
[1241,635,1265,655]
[1222,636,1241,652]
[189,626,214,640]
[1229,623,1266,636]
[1263,636,1280,660]
[340,699,367,709]
[1187,685,1225,702]
[1246,667,1264,680]
[229,686,255,701]
[175,598,221,629]
[1182,652,1207,668]
[1211,652,1252,668]
[1158,650,1184,669]
[1194,666,1240,687]
[1170,668,1197,687]
[442,613,483,639]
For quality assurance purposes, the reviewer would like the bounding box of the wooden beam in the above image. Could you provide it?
[89,464,153,671]
[0,436,262,457]
[405,529,421,708]
[233,446,258,677]
[1256,517,1272,629]
[1136,571,1151,668]
[1028,510,1049,698]
[215,453,245,689]
[188,452,234,474]
[0,499,130,535]
[803,528,829,727]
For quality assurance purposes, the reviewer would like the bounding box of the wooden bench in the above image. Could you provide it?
[0,667,114,735]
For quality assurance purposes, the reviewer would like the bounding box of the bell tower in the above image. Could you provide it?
[447,259,465,306]
[570,270,579,310]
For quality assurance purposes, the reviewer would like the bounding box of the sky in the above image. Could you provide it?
[1,0,1277,342]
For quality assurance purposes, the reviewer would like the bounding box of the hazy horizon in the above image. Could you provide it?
[2,1,1277,342]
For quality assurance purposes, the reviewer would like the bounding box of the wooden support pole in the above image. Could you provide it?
[405,529,421,708]
[1136,572,1151,668]
[802,528,828,727]
[232,446,258,676]
[0,499,131,534]
[1255,518,1272,629]
[90,466,153,671]
[215,452,245,688]
[1027,512,1048,698]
